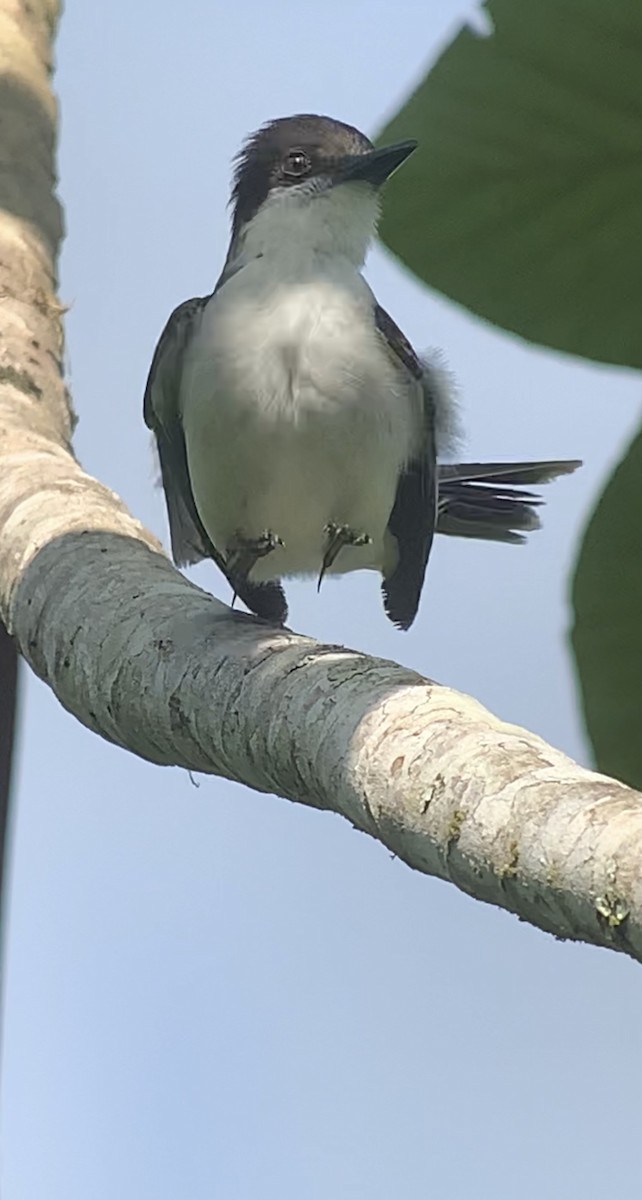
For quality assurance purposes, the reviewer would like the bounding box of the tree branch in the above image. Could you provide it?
[2,0,642,966]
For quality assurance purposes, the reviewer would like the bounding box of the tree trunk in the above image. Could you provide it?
[1,0,641,966]
[0,0,63,924]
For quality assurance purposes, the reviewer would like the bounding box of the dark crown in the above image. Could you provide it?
[231,114,373,233]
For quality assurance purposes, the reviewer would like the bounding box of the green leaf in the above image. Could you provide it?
[377,0,642,369]
[572,426,642,787]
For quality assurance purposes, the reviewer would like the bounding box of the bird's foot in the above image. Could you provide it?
[226,529,284,577]
[317,522,371,591]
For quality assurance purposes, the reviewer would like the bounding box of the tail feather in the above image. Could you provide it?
[436,459,581,543]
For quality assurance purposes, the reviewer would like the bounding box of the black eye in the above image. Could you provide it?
[282,149,311,178]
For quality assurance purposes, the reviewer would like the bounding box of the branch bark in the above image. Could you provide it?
[0,0,62,924]
[2,0,642,966]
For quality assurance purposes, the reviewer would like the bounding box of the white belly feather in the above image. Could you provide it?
[180,261,420,581]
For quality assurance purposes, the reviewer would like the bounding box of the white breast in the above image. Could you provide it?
[180,257,421,581]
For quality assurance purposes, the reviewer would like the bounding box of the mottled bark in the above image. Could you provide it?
[1,0,641,969]
[0,0,64,929]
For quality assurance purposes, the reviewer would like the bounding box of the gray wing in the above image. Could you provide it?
[374,304,437,631]
[144,297,288,624]
[144,296,213,566]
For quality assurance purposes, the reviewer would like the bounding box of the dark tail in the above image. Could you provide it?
[436,460,581,543]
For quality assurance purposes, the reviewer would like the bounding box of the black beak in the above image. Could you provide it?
[335,140,417,187]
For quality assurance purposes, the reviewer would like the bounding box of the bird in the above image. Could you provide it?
[144,113,580,630]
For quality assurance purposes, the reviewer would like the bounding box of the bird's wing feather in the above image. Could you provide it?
[144,296,288,623]
[374,304,437,630]
[144,297,213,566]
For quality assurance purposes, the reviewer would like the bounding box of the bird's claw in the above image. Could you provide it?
[317,522,371,591]
[227,529,284,577]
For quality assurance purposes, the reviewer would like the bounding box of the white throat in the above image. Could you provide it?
[235,182,380,270]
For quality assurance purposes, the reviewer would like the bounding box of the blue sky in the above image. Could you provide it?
[3,2,642,1197]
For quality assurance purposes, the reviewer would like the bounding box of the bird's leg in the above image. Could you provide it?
[226,529,284,578]
[317,522,371,591]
